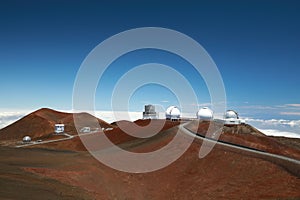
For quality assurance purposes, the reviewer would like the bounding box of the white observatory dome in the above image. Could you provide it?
[225,110,239,119]
[22,136,31,142]
[196,107,213,120]
[165,106,181,120]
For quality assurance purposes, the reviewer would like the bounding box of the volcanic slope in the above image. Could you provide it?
[1,123,299,199]
[0,108,112,142]
[185,120,300,160]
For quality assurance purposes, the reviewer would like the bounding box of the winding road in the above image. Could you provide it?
[179,122,300,165]
[15,121,300,168]
[15,133,75,148]
[15,130,104,148]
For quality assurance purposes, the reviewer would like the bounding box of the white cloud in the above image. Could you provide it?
[280,112,300,116]
[94,111,141,123]
[285,104,300,107]
[245,118,300,127]
[0,111,30,129]
[258,129,300,139]
[245,118,300,139]
[238,105,276,110]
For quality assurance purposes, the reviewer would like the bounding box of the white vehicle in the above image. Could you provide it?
[80,127,91,133]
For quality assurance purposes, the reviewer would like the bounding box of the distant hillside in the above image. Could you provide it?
[185,120,300,160]
[0,108,112,141]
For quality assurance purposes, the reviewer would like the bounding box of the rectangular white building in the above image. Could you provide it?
[55,124,65,134]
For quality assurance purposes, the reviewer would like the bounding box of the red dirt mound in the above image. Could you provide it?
[0,109,55,141]
[0,108,112,141]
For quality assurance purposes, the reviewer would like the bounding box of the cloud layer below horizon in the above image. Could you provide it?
[0,111,30,129]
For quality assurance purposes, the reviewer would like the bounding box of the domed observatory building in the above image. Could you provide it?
[196,107,213,121]
[224,110,242,125]
[22,136,31,143]
[166,106,181,121]
[143,104,158,119]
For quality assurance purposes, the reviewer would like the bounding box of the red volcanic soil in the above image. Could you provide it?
[1,125,299,199]
[0,108,112,142]
[29,119,180,151]
[104,119,179,147]
[185,120,300,160]
[0,147,92,200]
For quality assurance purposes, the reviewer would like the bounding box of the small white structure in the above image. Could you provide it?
[196,107,213,121]
[224,110,242,125]
[143,104,158,119]
[102,127,113,131]
[80,127,91,133]
[22,136,31,143]
[166,106,181,121]
[55,124,65,134]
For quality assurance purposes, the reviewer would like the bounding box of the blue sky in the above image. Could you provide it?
[1,0,300,122]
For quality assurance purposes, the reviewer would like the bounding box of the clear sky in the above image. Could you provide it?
[1,0,300,121]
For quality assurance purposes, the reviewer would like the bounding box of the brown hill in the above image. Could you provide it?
[0,108,112,141]
[105,119,180,146]
[185,120,300,160]
[110,120,132,127]
[0,109,56,141]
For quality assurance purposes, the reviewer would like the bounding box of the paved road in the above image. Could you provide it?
[179,122,300,165]
[15,130,106,148]
[15,133,74,148]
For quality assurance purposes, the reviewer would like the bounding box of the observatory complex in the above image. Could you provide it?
[143,105,158,119]
[142,103,244,125]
